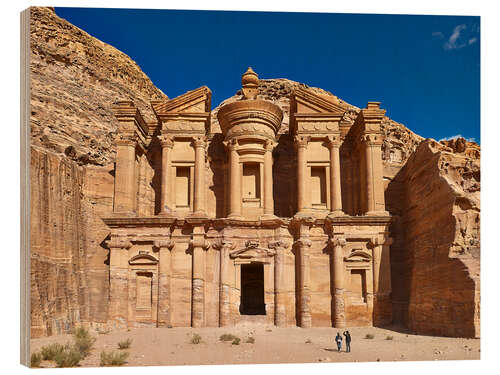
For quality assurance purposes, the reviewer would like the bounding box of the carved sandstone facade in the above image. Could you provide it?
[102,68,393,329]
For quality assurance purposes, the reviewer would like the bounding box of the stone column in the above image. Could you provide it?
[295,136,309,213]
[107,237,132,329]
[363,134,386,214]
[190,226,209,328]
[154,239,175,327]
[270,240,289,327]
[114,135,137,213]
[193,136,207,216]
[158,135,174,214]
[213,239,235,327]
[327,135,343,215]
[263,140,275,216]
[330,237,347,328]
[228,140,242,218]
[295,238,312,327]
[370,236,393,325]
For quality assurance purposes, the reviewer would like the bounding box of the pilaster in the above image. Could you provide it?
[269,239,290,327]
[190,226,210,328]
[153,239,175,327]
[107,237,132,329]
[213,239,236,327]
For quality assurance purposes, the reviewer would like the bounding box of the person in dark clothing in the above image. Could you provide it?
[343,331,351,352]
[335,332,343,352]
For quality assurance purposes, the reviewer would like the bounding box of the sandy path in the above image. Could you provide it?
[30,325,480,367]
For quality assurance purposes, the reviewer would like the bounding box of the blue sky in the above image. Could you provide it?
[55,7,480,143]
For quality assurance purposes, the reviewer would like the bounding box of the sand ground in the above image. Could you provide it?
[30,324,480,367]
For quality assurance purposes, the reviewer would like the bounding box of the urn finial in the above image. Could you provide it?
[241,67,259,100]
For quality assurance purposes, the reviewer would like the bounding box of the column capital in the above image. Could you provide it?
[269,239,290,250]
[190,236,210,250]
[153,239,175,250]
[192,135,207,149]
[106,237,133,250]
[158,134,174,148]
[264,139,277,152]
[294,135,310,149]
[224,138,239,151]
[116,133,137,147]
[326,134,342,148]
[329,236,347,249]
[294,238,312,248]
[361,133,383,147]
[368,236,392,248]
[212,239,236,251]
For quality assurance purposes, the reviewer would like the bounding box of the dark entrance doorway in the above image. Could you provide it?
[240,263,265,315]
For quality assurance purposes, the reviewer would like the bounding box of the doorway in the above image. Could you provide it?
[240,263,265,315]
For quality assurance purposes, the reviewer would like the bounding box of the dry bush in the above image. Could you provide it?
[190,333,202,344]
[220,333,238,342]
[100,350,129,366]
[365,334,375,339]
[232,337,241,345]
[53,346,82,368]
[385,335,394,340]
[40,343,65,360]
[245,336,255,344]
[118,338,133,349]
[72,327,96,358]
[30,352,42,368]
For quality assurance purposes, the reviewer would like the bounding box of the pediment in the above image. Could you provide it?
[292,87,346,115]
[151,86,211,115]
[344,250,371,262]
[129,253,158,265]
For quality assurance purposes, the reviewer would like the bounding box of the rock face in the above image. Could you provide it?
[387,139,480,337]
[28,6,480,338]
[30,7,166,166]
[29,7,164,337]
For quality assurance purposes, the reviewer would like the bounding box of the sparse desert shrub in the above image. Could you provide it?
[232,337,241,345]
[365,334,375,339]
[386,335,394,340]
[305,339,312,344]
[220,333,238,342]
[190,333,202,344]
[53,346,82,368]
[40,343,65,360]
[245,336,255,344]
[100,350,129,366]
[30,352,42,368]
[118,338,133,349]
[72,327,96,358]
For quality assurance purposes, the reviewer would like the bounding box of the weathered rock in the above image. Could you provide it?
[30,7,167,166]
[387,139,480,337]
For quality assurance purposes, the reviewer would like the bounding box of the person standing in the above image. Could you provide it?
[335,332,343,352]
[343,330,351,352]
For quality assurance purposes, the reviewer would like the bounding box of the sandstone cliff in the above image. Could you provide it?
[29,6,480,337]
[29,6,165,337]
[387,139,480,337]
[30,6,167,166]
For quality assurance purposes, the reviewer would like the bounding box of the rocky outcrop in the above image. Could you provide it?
[30,7,167,166]
[387,139,480,337]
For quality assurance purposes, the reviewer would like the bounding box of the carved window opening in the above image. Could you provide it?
[242,163,261,201]
[175,167,190,207]
[240,263,265,315]
[350,269,367,304]
[311,166,327,206]
[136,272,153,310]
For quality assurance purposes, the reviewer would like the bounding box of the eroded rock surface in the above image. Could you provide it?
[30,7,167,166]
